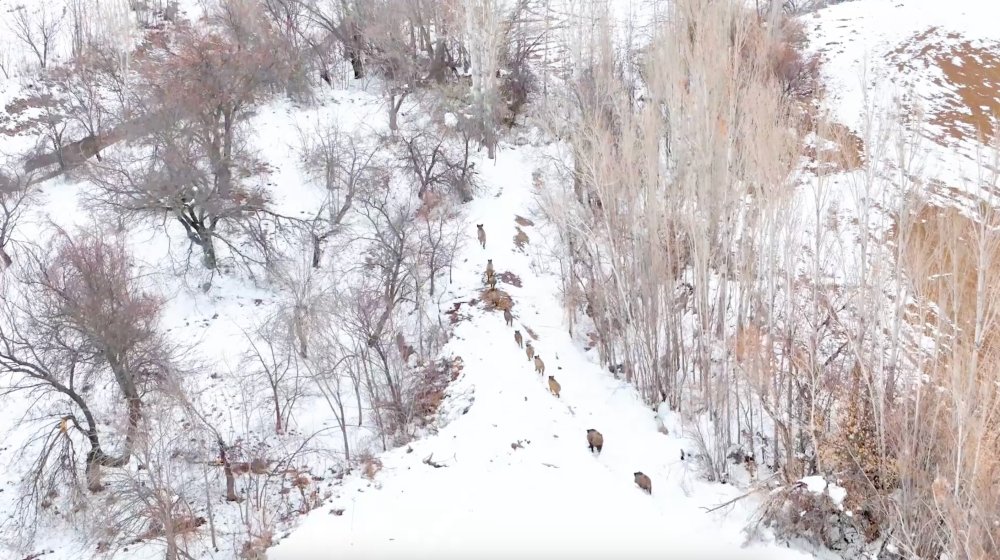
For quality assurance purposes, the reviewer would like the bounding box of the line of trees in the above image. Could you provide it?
[544,0,999,558]
[0,0,512,558]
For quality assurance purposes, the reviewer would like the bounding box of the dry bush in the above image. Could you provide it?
[753,482,864,552]
[359,453,383,480]
[412,357,464,421]
[513,227,529,251]
[882,199,1000,559]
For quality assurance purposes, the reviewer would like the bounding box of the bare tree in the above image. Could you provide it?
[297,0,374,81]
[89,20,290,269]
[297,121,379,268]
[397,125,477,203]
[0,164,34,268]
[0,229,171,498]
[96,402,206,560]
[7,4,66,70]
[241,317,310,435]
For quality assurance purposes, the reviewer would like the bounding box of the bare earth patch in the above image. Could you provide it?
[890,28,1000,143]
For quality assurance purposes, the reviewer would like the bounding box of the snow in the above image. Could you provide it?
[0,0,992,557]
[800,476,828,495]
[268,145,820,560]
[799,476,848,510]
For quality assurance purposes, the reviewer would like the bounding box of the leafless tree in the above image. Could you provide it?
[0,164,34,269]
[397,125,477,203]
[241,319,308,435]
[297,0,374,81]
[96,402,206,560]
[88,20,291,269]
[0,229,171,500]
[297,121,379,268]
[7,4,66,70]
[497,0,544,126]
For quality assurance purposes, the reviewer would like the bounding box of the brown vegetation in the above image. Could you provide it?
[891,29,1000,143]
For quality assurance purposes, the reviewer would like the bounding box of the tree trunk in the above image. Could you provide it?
[350,51,363,79]
[218,442,239,502]
[164,524,178,560]
[272,384,283,435]
[338,397,350,464]
[389,93,408,132]
[311,233,323,268]
[355,376,363,427]
[201,234,218,269]
[85,452,104,492]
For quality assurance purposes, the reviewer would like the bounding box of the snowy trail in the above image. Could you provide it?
[269,144,818,560]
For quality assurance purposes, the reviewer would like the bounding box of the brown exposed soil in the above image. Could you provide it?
[800,111,865,175]
[890,28,1000,143]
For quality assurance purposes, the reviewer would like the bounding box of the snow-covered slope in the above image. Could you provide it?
[808,0,1000,190]
[268,142,820,560]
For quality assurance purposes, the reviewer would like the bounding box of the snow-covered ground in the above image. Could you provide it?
[807,0,1000,194]
[0,0,996,558]
[267,142,822,560]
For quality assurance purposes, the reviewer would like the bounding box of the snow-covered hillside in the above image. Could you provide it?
[0,0,998,558]
[268,139,820,560]
[808,0,1000,190]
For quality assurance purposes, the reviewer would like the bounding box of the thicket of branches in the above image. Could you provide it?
[0,0,500,557]
[545,0,999,558]
[1,0,995,558]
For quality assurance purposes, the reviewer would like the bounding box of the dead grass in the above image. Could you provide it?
[800,111,865,175]
[523,325,538,341]
[360,454,383,480]
[891,29,1000,143]
[901,202,1000,353]
[514,215,534,227]
[893,201,1000,558]
[414,357,464,420]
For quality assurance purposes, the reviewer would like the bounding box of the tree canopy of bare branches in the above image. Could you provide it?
[0,229,173,506]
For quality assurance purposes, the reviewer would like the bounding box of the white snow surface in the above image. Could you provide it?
[799,476,848,510]
[269,146,818,560]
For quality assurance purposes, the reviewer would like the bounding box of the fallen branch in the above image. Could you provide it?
[701,487,764,513]
[423,453,447,468]
[701,474,779,513]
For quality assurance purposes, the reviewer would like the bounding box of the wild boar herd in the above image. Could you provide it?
[477,224,652,496]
